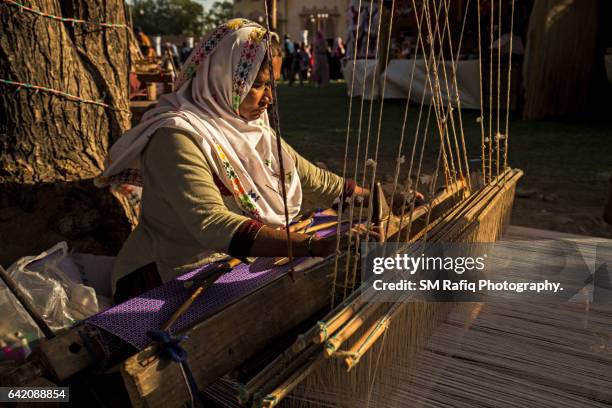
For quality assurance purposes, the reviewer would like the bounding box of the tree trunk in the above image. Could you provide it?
[0,0,133,266]
[523,0,599,119]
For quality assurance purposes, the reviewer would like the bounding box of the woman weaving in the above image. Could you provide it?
[99,20,373,302]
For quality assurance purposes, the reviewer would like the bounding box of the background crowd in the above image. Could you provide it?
[135,26,348,87]
[280,33,346,86]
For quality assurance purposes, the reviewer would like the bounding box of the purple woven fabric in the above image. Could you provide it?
[85,214,344,350]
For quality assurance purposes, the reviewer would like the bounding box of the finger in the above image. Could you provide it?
[365,224,385,242]
[350,225,382,240]
[350,225,368,235]
[368,230,383,242]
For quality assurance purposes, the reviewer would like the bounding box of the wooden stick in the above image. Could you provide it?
[313,295,368,344]
[440,169,521,242]
[308,284,388,348]
[257,351,325,408]
[238,349,294,404]
[324,302,384,357]
[241,343,318,405]
[182,257,242,289]
[302,220,340,234]
[343,315,390,371]
[288,217,314,233]
[388,177,467,242]
[161,259,240,332]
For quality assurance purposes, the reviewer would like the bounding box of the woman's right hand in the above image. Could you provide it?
[309,234,338,257]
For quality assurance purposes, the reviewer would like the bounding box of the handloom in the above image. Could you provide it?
[192,0,527,406]
[85,213,343,351]
[286,227,612,408]
[1,0,539,407]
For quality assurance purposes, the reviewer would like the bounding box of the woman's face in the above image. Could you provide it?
[239,65,273,122]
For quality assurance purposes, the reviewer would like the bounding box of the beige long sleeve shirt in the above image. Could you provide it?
[112,127,346,290]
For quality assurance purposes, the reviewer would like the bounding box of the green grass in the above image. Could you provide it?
[278,82,611,177]
[277,82,612,237]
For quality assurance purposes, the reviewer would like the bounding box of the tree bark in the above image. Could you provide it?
[0,0,133,266]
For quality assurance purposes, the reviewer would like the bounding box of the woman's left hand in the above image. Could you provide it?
[351,224,385,243]
[390,190,425,214]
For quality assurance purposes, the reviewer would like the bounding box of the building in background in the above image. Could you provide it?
[233,0,349,44]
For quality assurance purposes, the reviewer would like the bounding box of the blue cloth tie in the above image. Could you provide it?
[147,330,203,407]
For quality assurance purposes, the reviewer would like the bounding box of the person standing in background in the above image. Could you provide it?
[330,37,346,80]
[180,41,193,65]
[306,44,314,68]
[311,32,330,86]
[290,43,311,86]
[289,44,300,86]
[282,35,295,81]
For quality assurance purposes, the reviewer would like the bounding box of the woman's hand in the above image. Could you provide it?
[309,224,385,257]
[248,222,386,259]
[341,184,425,215]
[309,235,337,257]
[390,190,425,214]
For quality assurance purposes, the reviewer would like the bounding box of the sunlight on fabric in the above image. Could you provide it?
[106,298,166,314]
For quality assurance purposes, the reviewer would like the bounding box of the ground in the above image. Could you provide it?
[277,82,612,239]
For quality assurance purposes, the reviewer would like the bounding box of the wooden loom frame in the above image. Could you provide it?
[0,168,522,408]
[120,169,521,407]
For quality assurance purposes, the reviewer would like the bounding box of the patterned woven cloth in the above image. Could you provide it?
[85,214,341,350]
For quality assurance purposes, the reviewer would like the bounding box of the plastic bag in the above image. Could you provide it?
[5,242,99,332]
[0,281,42,363]
[1,243,112,363]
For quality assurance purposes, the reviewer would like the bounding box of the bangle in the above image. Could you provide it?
[306,234,316,257]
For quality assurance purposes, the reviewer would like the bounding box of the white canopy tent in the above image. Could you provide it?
[343,58,483,109]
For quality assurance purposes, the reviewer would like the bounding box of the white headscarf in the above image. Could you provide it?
[97,19,302,227]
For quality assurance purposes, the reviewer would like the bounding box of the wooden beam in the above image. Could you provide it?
[266,0,277,31]
[38,329,96,381]
[271,0,277,31]
[135,72,174,84]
